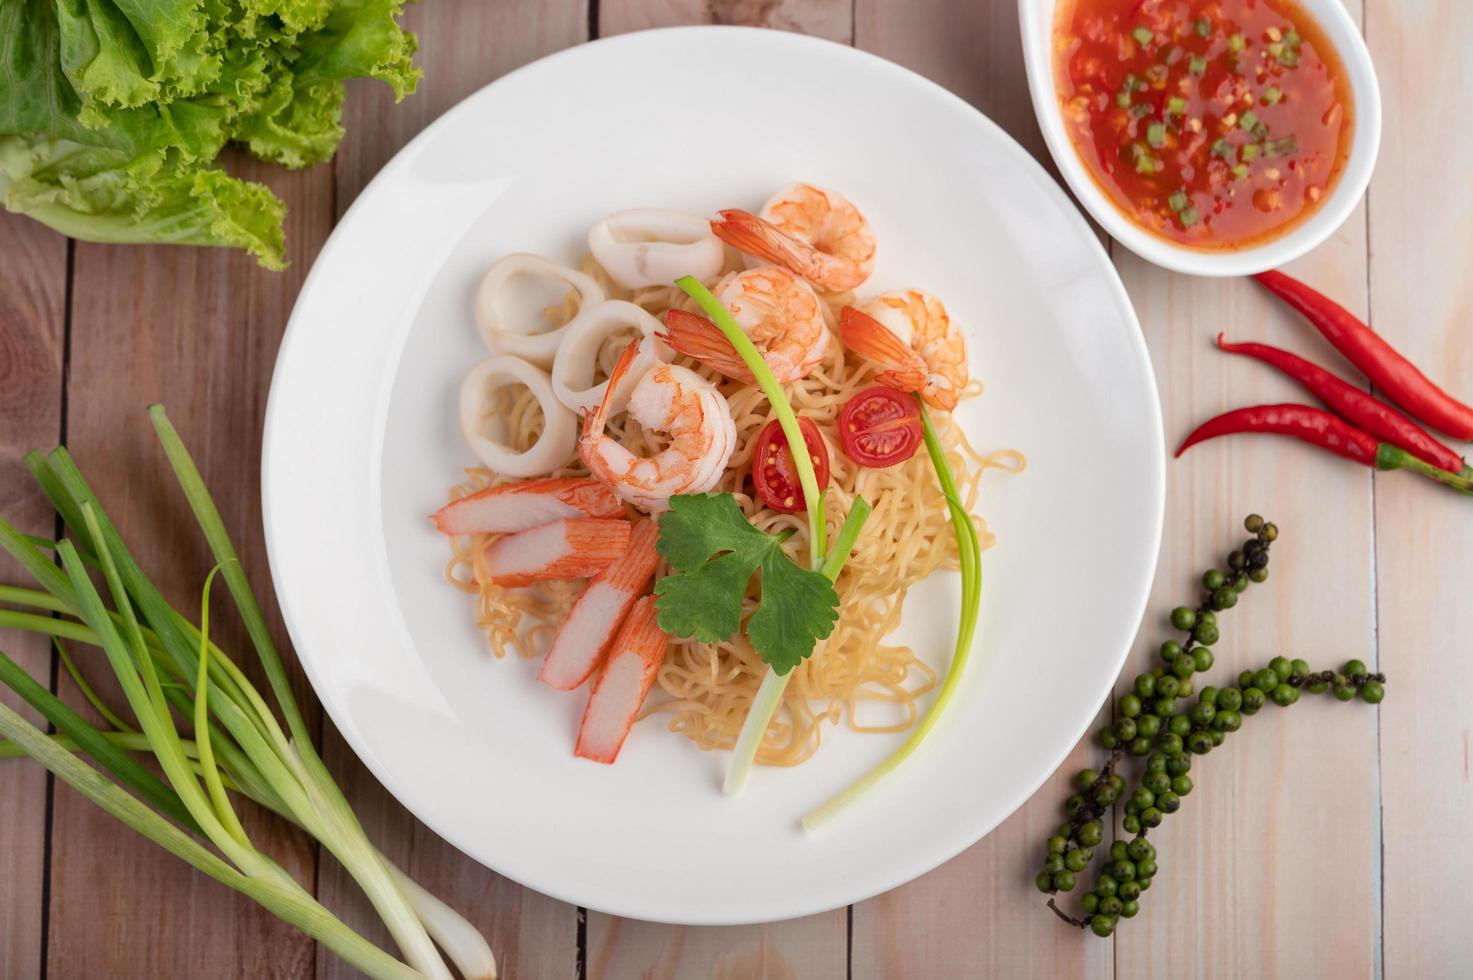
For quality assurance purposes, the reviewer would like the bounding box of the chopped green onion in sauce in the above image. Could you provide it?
[1056,0,1352,248]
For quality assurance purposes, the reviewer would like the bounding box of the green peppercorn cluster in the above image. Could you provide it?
[1035,515,1386,938]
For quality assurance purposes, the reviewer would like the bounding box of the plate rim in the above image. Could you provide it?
[263,24,1165,925]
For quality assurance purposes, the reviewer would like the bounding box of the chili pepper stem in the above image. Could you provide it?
[1376,445,1473,496]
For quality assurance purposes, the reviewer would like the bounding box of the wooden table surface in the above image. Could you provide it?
[2,1,1469,977]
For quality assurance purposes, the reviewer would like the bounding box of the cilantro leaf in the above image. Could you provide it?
[654,493,839,676]
[651,549,750,644]
[655,491,763,571]
[746,548,841,674]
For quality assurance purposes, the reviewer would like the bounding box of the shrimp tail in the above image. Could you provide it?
[658,309,759,385]
[711,209,821,280]
[582,338,643,440]
[839,306,928,392]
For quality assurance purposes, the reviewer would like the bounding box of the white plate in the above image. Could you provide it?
[264,26,1164,925]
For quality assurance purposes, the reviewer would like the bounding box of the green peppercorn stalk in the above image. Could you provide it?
[1034,515,1386,938]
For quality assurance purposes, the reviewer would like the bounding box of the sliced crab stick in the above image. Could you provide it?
[432,477,622,536]
[540,519,661,691]
[574,596,668,764]
[481,518,630,588]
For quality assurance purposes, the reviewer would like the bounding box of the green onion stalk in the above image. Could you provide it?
[801,401,983,831]
[0,407,497,980]
[676,276,866,796]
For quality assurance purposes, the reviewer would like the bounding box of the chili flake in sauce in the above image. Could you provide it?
[1055,0,1353,249]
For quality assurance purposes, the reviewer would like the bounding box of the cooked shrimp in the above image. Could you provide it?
[658,309,757,385]
[710,183,876,292]
[840,290,968,411]
[579,341,737,512]
[674,266,829,383]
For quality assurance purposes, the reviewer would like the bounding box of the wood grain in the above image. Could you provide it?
[850,732,1114,978]
[44,156,333,980]
[1366,0,1473,974]
[0,214,67,980]
[855,0,1046,161]
[318,4,586,976]
[587,913,846,980]
[601,0,851,41]
[334,0,590,213]
[1111,3,1379,973]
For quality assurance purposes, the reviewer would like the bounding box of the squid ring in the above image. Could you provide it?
[459,355,578,477]
[587,209,726,290]
[551,300,672,415]
[474,253,605,368]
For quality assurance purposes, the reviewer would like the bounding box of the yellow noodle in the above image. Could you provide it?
[444,254,1025,766]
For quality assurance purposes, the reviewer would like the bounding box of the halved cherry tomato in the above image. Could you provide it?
[839,386,923,468]
[751,416,830,514]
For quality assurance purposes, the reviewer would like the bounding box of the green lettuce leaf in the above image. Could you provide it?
[293,0,421,98]
[1,136,286,269]
[0,0,417,268]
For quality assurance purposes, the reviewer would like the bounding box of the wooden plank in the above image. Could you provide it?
[334,0,590,211]
[849,733,1112,978]
[600,0,850,41]
[587,914,845,980]
[846,2,1107,975]
[855,0,1046,161]
[1366,0,1473,974]
[581,4,851,976]
[1111,240,1378,979]
[0,214,67,980]
[1111,3,1377,973]
[319,4,586,976]
[45,156,332,979]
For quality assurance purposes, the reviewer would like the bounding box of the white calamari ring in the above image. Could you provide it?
[475,253,606,368]
[551,300,673,415]
[587,209,726,289]
[459,355,578,477]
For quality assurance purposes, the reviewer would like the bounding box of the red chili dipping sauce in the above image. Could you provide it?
[1055,0,1353,249]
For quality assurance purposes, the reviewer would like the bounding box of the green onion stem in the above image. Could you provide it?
[0,584,70,613]
[0,699,421,980]
[0,413,496,980]
[195,565,250,846]
[723,497,872,796]
[147,406,453,980]
[0,643,197,830]
[674,276,826,564]
[802,403,983,831]
[54,637,136,734]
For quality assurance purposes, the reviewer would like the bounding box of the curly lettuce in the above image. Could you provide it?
[0,0,419,268]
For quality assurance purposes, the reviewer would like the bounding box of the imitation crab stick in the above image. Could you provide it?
[431,477,622,536]
[574,596,668,764]
[539,519,661,691]
[480,518,630,588]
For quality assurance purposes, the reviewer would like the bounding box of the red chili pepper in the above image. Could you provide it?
[1177,404,1473,496]
[1253,270,1473,440]
[1216,334,1468,475]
